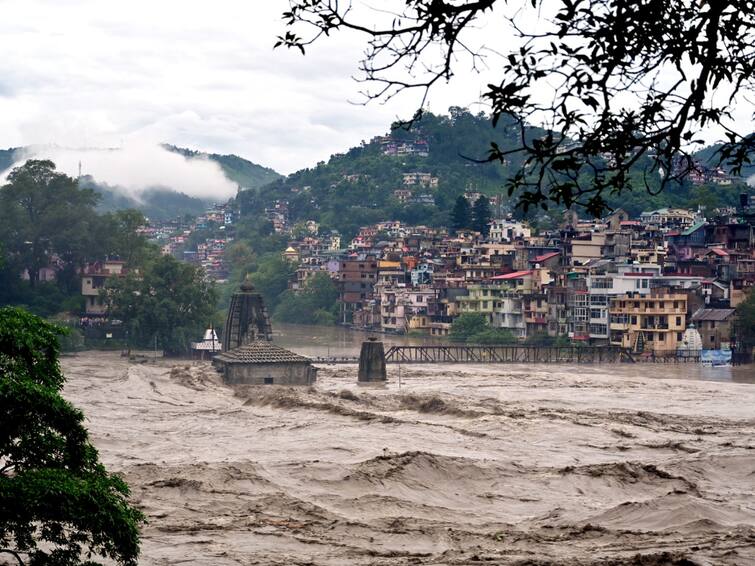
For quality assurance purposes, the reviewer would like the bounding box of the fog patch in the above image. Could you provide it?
[2,143,236,200]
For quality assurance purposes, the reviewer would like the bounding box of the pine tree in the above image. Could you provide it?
[472,195,492,236]
[450,196,471,234]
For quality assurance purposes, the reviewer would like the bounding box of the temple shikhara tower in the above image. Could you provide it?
[222,276,273,352]
[214,277,316,385]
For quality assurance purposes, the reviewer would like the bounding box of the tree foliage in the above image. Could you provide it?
[450,196,471,234]
[278,1,755,216]
[0,160,100,287]
[274,272,339,325]
[0,307,144,565]
[472,195,492,236]
[450,312,518,343]
[0,160,155,317]
[249,254,297,312]
[449,312,488,341]
[734,290,755,352]
[104,255,217,355]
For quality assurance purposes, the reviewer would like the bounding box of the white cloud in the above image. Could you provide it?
[0,0,452,175]
[3,0,748,182]
[6,143,237,200]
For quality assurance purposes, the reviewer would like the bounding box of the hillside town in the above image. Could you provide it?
[269,196,755,359]
[66,169,755,364]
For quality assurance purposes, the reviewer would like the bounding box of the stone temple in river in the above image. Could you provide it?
[213,277,317,385]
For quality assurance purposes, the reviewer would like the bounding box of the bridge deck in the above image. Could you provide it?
[311,345,631,365]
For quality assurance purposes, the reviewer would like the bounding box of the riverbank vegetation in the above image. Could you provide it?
[0,306,144,565]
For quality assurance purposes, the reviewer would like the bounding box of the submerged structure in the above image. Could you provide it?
[214,341,317,385]
[214,278,316,385]
[358,338,387,382]
[222,276,273,351]
[191,327,221,360]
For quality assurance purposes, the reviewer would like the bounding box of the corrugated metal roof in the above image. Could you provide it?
[491,270,533,280]
[214,341,312,364]
[691,308,735,322]
[681,221,706,236]
[533,251,560,262]
[708,248,730,257]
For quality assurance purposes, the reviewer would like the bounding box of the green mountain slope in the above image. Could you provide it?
[1,145,280,220]
[693,138,755,178]
[164,145,281,190]
[237,109,751,239]
[0,148,20,173]
[78,176,210,221]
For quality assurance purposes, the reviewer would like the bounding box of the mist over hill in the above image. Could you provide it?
[0,144,281,221]
[2,112,751,226]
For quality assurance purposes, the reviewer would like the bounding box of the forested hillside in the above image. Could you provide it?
[239,109,751,239]
[1,145,281,220]
[78,176,210,220]
[0,147,19,173]
[165,145,281,189]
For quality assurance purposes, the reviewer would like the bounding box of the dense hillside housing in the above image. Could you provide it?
[278,197,755,359]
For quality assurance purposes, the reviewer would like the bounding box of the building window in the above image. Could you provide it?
[710,335,715,342]
[676,316,682,326]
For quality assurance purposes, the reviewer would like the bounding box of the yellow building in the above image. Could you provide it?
[456,284,498,322]
[609,289,687,354]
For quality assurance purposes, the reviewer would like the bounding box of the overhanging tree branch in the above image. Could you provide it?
[277,0,755,215]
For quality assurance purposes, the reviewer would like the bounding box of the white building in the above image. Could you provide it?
[488,220,531,243]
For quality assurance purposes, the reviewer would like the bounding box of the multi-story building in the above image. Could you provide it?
[81,260,126,315]
[640,208,699,230]
[488,220,531,243]
[378,285,438,333]
[691,308,736,350]
[337,255,378,322]
[609,289,688,354]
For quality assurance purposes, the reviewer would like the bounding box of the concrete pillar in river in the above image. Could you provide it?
[358,338,386,382]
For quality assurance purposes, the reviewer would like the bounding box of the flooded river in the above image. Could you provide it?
[274,323,755,384]
[59,340,755,565]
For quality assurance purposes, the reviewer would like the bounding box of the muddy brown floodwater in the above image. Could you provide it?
[61,351,755,565]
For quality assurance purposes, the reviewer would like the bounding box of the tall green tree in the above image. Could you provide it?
[106,209,150,267]
[250,254,297,312]
[104,255,217,355]
[734,291,755,354]
[449,313,487,341]
[472,195,492,236]
[450,196,471,234]
[0,307,144,565]
[274,272,339,325]
[0,160,101,287]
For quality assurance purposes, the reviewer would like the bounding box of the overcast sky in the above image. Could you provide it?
[0,0,497,179]
[3,0,752,196]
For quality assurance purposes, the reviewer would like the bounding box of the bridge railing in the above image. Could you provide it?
[382,345,628,364]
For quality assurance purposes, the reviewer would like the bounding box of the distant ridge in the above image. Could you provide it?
[164,145,282,190]
[0,145,282,220]
[238,109,752,239]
